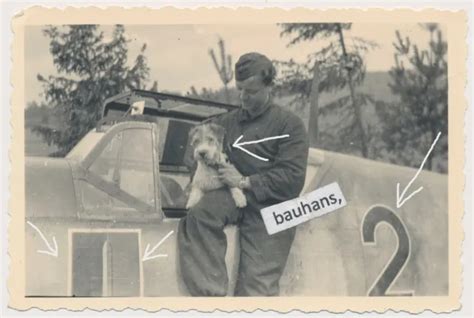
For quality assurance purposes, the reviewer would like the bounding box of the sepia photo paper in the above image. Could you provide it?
[7,6,467,313]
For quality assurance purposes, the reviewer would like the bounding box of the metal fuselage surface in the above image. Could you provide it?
[25,97,448,297]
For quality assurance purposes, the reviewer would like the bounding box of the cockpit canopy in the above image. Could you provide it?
[101,89,237,126]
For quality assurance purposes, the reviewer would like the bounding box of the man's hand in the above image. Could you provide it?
[218,162,243,188]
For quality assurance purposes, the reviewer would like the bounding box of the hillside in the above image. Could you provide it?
[274,71,395,133]
[320,71,396,106]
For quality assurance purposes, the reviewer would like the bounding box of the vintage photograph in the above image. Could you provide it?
[8,7,466,313]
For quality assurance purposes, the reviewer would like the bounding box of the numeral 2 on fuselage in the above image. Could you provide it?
[362,205,413,296]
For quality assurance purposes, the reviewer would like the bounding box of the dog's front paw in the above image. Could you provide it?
[185,201,194,209]
[235,196,247,208]
[230,188,247,208]
[186,196,200,209]
[186,187,203,209]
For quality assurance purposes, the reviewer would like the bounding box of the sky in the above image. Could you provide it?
[25,23,446,105]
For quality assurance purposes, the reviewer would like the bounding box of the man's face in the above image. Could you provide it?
[236,75,270,113]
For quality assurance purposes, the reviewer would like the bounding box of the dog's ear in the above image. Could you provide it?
[208,123,226,143]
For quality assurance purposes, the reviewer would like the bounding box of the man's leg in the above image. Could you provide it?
[234,203,296,296]
[178,188,241,296]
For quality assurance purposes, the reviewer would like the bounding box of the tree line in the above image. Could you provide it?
[28,24,448,172]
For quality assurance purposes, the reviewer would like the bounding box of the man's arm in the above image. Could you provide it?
[247,115,309,202]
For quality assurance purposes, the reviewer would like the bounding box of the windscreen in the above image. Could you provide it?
[66,130,104,161]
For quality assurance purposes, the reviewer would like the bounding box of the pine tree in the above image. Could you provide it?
[376,24,448,172]
[277,23,377,157]
[209,37,234,104]
[34,25,150,156]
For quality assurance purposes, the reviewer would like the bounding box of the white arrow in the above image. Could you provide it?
[396,132,442,208]
[27,221,58,257]
[232,134,290,162]
[142,230,174,262]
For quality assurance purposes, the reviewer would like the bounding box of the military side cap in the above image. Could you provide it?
[235,52,276,84]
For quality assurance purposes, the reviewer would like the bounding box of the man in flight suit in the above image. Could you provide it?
[178,52,309,296]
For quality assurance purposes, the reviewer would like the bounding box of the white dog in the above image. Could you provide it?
[186,123,247,209]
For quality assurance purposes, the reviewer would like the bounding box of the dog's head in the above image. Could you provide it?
[189,123,225,165]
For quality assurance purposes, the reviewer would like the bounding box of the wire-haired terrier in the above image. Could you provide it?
[186,123,247,209]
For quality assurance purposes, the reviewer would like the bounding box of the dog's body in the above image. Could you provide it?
[186,123,247,209]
